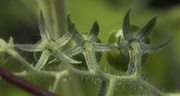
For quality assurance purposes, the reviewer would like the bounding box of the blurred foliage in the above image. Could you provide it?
[0,0,179,96]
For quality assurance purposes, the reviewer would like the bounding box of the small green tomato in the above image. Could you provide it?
[106,25,150,71]
[69,32,102,70]
[33,40,61,68]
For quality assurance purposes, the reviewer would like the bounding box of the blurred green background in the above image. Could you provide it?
[0,0,179,96]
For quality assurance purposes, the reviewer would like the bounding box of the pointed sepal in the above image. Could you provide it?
[63,54,82,64]
[34,50,51,70]
[87,21,99,41]
[64,46,84,57]
[66,14,74,32]
[93,44,119,52]
[39,10,51,43]
[0,38,7,48]
[56,23,75,47]
[8,37,14,48]
[136,16,157,42]
[123,8,134,41]
[140,35,173,53]
[67,14,84,44]
[15,44,44,52]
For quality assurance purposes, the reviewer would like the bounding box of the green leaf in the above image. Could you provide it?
[123,8,134,41]
[39,10,51,43]
[136,16,157,42]
[87,21,99,41]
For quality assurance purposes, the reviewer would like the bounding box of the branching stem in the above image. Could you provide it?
[6,49,34,70]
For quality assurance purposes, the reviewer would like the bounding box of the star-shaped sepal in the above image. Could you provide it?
[65,15,120,70]
[14,10,82,70]
[118,8,174,76]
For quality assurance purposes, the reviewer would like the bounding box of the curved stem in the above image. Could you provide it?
[130,41,162,95]
[130,41,142,78]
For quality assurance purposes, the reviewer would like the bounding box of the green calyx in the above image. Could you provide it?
[119,8,172,52]
[106,25,149,71]
[106,8,173,75]
[122,8,172,75]
[69,33,102,70]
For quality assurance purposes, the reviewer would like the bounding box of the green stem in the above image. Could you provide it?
[51,70,69,92]
[130,41,162,95]
[83,41,101,72]
[6,49,34,70]
[139,79,162,96]
[105,79,117,96]
[46,42,84,96]
[131,41,142,79]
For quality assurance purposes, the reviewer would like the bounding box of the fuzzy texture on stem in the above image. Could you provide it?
[0,6,176,96]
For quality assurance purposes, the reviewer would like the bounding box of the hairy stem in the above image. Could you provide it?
[130,42,162,95]
[105,79,117,96]
[6,49,34,70]
[51,70,69,92]
[139,79,162,96]
[131,41,142,78]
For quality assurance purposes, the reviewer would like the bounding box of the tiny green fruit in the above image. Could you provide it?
[106,25,150,71]
[33,40,61,68]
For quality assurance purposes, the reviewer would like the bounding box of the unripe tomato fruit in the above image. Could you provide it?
[106,25,150,71]
[69,32,102,70]
[33,40,61,68]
